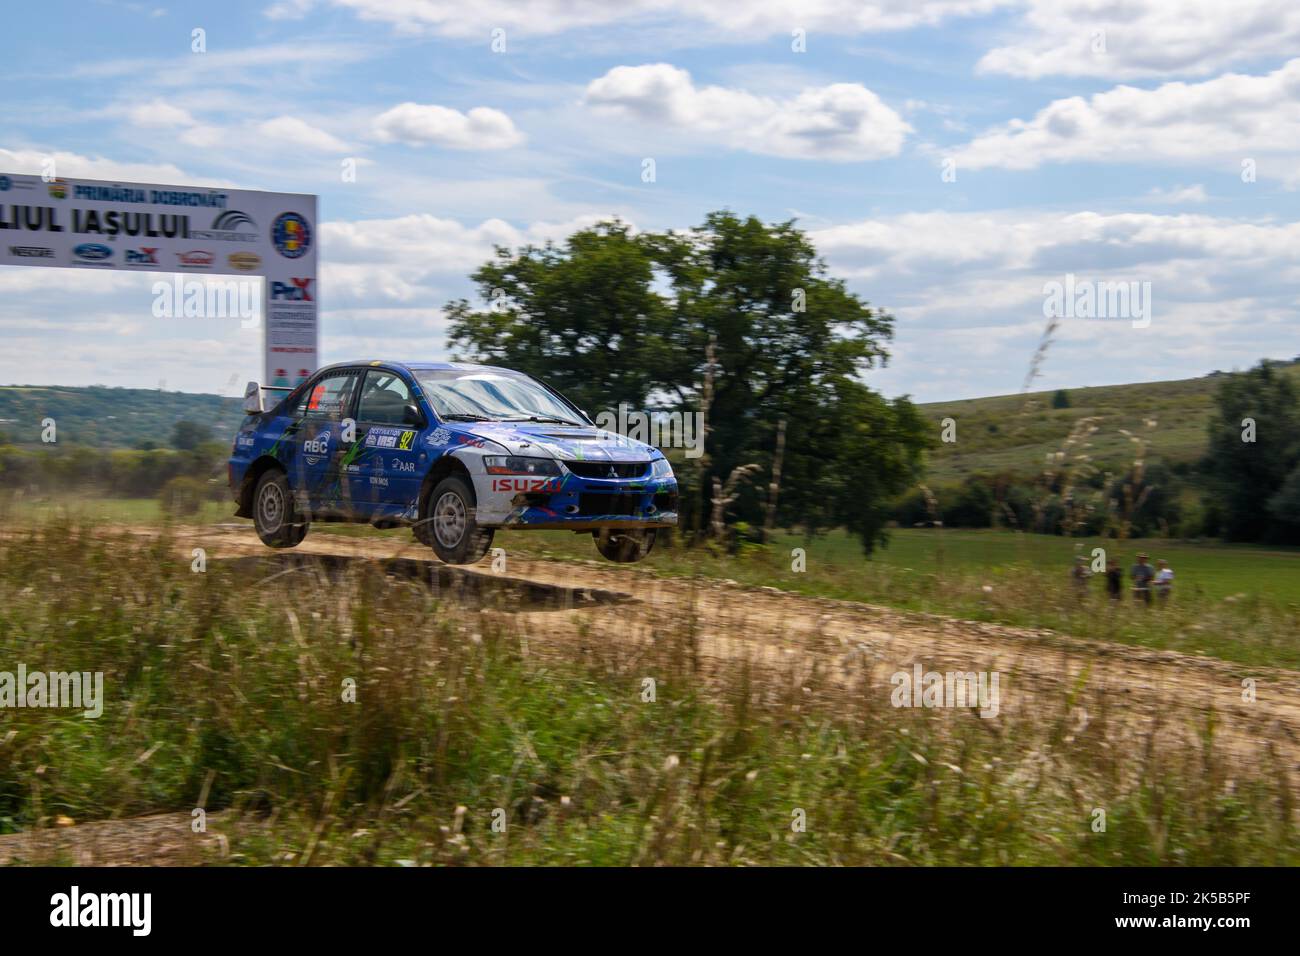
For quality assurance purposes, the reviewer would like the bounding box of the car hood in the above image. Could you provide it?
[449,421,660,462]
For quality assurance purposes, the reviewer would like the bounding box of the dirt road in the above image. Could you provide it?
[164,522,1300,782]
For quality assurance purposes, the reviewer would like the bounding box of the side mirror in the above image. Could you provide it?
[403,403,426,427]
[242,382,264,414]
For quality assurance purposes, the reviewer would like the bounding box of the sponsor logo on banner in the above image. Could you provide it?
[227,251,261,271]
[192,209,258,242]
[271,212,311,258]
[124,247,160,266]
[73,243,113,262]
[0,176,9,191]
[7,245,53,258]
[175,250,214,268]
[47,180,68,199]
[270,278,313,302]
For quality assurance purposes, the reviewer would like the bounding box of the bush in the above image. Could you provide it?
[159,476,206,517]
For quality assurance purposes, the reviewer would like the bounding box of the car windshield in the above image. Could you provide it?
[414,369,584,425]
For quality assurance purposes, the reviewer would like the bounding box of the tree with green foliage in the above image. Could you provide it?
[1201,360,1300,542]
[171,420,209,451]
[1051,389,1071,409]
[1266,463,1300,539]
[446,212,929,553]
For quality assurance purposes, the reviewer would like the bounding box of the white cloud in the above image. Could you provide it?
[813,208,1300,399]
[320,212,617,306]
[1146,184,1208,204]
[72,41,373,86]
[978,0,1300,80]
[127,101,198,128]
[323,0,1007,39]
[0,147,230,188]
[813,210,1300,282]
[584,64,910,161]
[256,115,350,152]
[370,103,524,150]
[955,59,1300,181]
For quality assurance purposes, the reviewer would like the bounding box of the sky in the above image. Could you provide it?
[2,0,1300,403]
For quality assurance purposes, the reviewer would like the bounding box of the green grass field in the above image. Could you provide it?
[7,495,1298,668]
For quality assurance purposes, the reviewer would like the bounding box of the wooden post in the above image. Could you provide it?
[762,418,786,543]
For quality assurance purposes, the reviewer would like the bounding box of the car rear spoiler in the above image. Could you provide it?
[243,381,294,414]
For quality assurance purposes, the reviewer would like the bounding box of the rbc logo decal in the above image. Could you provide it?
[272,212,312,259]
[301,434,327,463]
[270,278,313,301]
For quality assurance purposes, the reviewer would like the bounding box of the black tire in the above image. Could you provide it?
[424,475,494,564]
[253,468,309,548]
[593,528,656,563]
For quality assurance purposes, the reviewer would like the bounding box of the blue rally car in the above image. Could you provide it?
[229,361,678,563]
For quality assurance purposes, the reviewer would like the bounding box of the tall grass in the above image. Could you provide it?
[0,520,1293,865]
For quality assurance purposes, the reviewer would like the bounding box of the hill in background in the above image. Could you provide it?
[0,385,243,449]
[922,360,1300,483]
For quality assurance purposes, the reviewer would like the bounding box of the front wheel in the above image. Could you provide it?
[253,469,309,548]
[593,528,656,563]
[424,476,494,564]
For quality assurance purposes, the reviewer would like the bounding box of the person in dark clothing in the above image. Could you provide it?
[1131,552,1154,605]
[1105,559,1122,600]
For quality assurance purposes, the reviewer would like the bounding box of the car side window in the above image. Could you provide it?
[295,373,358,421]
[356,370,414,425]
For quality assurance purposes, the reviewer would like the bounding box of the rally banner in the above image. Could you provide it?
[0,172,318,386]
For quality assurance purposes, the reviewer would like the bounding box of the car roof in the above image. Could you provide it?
[312,360,517,376]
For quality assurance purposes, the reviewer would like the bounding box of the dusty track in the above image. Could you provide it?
[163,522,1300,781]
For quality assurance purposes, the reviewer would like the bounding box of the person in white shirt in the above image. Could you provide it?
[1154,559,1174,605]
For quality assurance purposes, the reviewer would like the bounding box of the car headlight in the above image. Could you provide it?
[484,456,562,476]
[651,457,674,478]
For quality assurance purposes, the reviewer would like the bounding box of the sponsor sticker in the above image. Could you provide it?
[364,428,417,451]
[492,477,562,493]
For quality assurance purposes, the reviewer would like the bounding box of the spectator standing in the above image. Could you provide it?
[1105,559,1122,601]
[1154,559,1174,605]
[1131,552,1154,605]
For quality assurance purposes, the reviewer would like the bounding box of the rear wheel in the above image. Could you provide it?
[253,469,309,548]
[593,528,656,563]
[424,475,494,564]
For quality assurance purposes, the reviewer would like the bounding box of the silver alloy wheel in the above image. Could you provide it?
[257,481,285,532]
[433,490,468,548]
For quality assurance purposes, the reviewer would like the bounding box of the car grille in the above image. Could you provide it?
[565,461,649,479]
[578,493,642,516]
